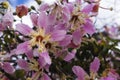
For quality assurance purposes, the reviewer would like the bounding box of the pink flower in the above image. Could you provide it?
[16,4,28,18]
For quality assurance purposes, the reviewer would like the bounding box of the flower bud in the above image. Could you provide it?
[16,4,28,18]
[1,1,9,9]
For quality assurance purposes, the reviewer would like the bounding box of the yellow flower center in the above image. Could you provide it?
[69,4,89,32]
[30,28,51,52]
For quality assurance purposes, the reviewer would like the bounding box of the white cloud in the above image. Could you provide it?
[97,0,120,26]
[42,0,56,4]
[25,0,38,8]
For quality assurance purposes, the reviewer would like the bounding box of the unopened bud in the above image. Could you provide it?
[1,1,9,9]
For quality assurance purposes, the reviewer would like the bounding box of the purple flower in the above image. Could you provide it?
[16,21,66,52]
[90,57,100,73]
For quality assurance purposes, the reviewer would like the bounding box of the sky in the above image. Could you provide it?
[9,0,56,7]
[6,0,120,29]
[9,0,29,7]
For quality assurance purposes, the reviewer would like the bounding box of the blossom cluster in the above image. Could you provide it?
[0,0,120,80]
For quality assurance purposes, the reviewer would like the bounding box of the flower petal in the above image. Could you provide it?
[64,49,76,62]
[2,11,14,28]
[83,19,95,35]
[26,50,34,59]
[75,0,81,4]
[40,73,51,80]
[17,59,29,71]
[38,57,46,68]
[47,14,56,25]
[90,57,100,73]
[37,12,48,28]
[16,41,31,54]
[2,62,14,74]
[51,30,66,41]
[72,29,83,45]
[72,66,86,80]
[16,23,33,36]
[0,23,4,31]
[30,13,38,26]
[65,3,74,13]
[82,4,94,14]
[59,35,72,46]
[38,3,49,12]
[40,51,51,65]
